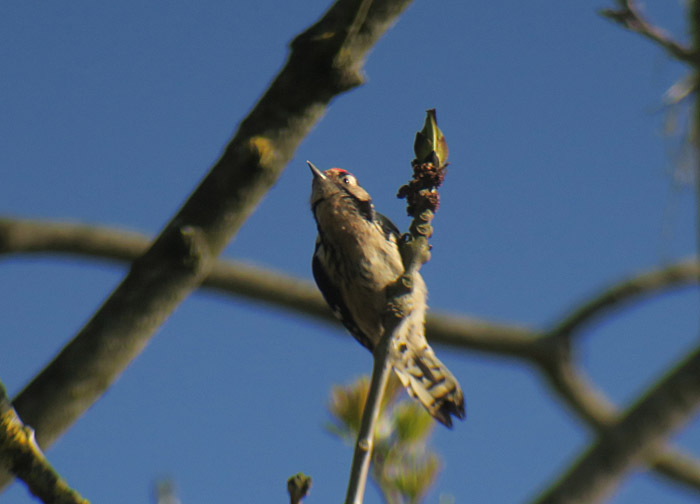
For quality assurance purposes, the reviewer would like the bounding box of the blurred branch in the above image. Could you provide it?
[0,0,415,490]
[535,349,700,491]
[2,217,700,493]
[153,480,180,504]
[4,217,698,355]
[695,0,700,245]
[0,216,538,354]
[593,1,700,496]
[540,354,617,426]
[545,260,700,342]
[692,0,700,283]
[535,287,700,494]
[532,346,700,504]
[601,0,695,64]
[0,381,88,504]
[604,0,700,280]
[0,2,696,503]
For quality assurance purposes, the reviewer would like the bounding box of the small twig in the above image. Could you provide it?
[0,381,88,504]
[344,109,448,504]
[343,337,394,504]
[601,0,695,64]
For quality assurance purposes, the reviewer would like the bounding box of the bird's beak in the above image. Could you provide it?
[307,161,326,180]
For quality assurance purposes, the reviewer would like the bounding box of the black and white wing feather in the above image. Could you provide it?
[312,238,375,351]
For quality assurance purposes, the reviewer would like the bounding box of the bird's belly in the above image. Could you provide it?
[341,250,405,344]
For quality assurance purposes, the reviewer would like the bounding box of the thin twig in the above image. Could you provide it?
[601,0,695,64]
[343,335,393,504]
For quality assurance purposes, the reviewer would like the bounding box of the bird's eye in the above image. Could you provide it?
[343,176,354,185]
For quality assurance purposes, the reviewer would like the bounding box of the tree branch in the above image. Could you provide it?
[2,216,699,493]
[536,342,700,495]
[0,216,537,355]
[594,0,700,496]
[0,0,414,489]
[601,0,695,64]
[0,1,697,502]
[532,345,700,504]
[692,0,700,295]
[545,260,700,343]
[344,333,393,504]
[0,381,87,504]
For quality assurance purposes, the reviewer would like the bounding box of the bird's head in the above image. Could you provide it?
[308,161,373,221]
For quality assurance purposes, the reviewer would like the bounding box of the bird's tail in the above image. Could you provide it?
[392,345,465,428]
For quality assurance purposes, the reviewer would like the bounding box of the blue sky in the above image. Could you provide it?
[1,1,698,503]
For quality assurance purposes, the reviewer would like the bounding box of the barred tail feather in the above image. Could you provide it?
[392,347,466,428]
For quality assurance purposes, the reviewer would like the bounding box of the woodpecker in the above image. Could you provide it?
[309,161,465,427]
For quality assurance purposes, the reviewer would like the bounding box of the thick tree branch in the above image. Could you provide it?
[0,2,697,502]
[532,346,700,504]
[0,0,414,489]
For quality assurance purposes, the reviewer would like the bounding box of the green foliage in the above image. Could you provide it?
[386,451,440,504]
[327,375,403,442]
[393,402,434,444]
[327,375,442,504]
